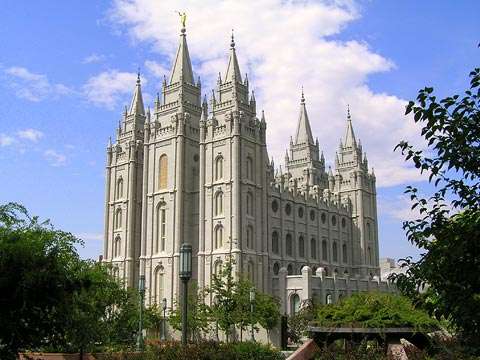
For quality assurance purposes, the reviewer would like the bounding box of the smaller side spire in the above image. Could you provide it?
[343,104,357,148]
[224,29,242,82]
[294,88,314,145]
[129,72,145,115]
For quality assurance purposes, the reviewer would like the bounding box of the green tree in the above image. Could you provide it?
[169,281,211,342]
[392,67,480,348]
[255,292,281,343]
[0,203,140,358]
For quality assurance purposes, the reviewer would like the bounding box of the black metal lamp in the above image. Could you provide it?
[179,244,192,346]
[137,275,146,351]
[161,297,167,341]
[249,287,256,342]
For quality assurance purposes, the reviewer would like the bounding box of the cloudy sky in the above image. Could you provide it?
[0,0,478,260]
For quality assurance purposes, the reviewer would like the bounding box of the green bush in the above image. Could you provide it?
[313,292,438,331]
[136,340,283,360]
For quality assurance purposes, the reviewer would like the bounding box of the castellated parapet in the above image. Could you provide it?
[102,24,383,315]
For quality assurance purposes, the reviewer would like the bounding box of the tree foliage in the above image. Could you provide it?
[0,203,140,358]
[392,67,480,347]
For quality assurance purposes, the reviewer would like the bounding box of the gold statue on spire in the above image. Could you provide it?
[176,11,187,28]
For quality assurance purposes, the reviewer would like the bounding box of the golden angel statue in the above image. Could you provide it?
[176,11,187,28]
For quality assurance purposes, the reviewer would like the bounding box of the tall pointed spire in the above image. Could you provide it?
[129,72,145,115]
[169,25,194,85]
[344,104,356,148]
[294,88,314,145]
[224,30,242,83]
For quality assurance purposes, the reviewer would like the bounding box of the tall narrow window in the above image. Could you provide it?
[246,225,254,249]
[332,242,338,262]
[214,261,223,276]
[367,222,371,241]
[273,262,280,275]
[215,226,223,249]
[246,156,253,180]
[158,154,168,189]
[246,192,254,216]
[113,267,119,281]
[215,156,223,180]
[156,206,166,253]
[322,239,328,261]
[342,243,348,263]
[114,235,121,258]
[247,261,255,283]
[311,238,317,259]
[368,246,372,265]
[291,294,300,315]
[298,236,305,258]
[116,178,123,199]
[154,267,164,304]
[287,264,293,275]
[115,208,122,229]
[215,192,223,216]
[286,233,293,256]
[272,231,279,254]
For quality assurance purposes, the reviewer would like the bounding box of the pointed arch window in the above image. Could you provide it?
[298,236,305,258]
[342,243,348,263]
[287,263,293,275]
[215,156,223,181]
[215,225,223,249]
[273,262,280,275]
[246,192,254,216]
[368,246,373,265]
[332,242,338,262]
[155,205,166,253]
[153,267,165,304]
[272,231,279,254]
[322,239,328,261]
[246,225,254,249]
[246,156,253,181]
[311,238,317,259]
[291,294,301,315]
[286,233,293,256]
[116,178,124,199]
[114,208,122,229]
[214,261,223,277]
[114,235,121,258]
[158,154,168,189]
[367,222,372,242]
[215,191,223,216]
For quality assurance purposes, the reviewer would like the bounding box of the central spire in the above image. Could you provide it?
[169,25,194,85]
[294,89,314,145]
[224,30,242,83]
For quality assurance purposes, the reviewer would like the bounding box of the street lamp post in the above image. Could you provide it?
[249,287,255,342]
[161,297,167,341]
[179,244,192,346]
[137,275,146,352]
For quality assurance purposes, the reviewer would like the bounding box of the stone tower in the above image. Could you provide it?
[103,74,145,287]
[140,25,202,306]
[331,107,379,276]
[197,34,270,292]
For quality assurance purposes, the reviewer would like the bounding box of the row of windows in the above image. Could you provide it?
[272,231,349,263]
[271,200,348,227]
[272,263,347,277]
[214,191,254,216]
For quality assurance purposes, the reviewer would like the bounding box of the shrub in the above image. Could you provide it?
[313,292,438,331]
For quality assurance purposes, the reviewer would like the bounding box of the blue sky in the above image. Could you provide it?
[0,0,478,260]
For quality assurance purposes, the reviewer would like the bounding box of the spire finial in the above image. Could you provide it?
[301,86,305,104]
[230,29,235,48]
[137,68,141,84]
[347,104,351,120]
[176,11,187,33]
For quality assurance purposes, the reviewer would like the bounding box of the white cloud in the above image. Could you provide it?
[144,60,169,78]
[108,0,424,188]
[0,134,15,147]
[82,53,107,64]
[4,66,72,102]
[82,70,145,109]
[17,128,44,142]
[44,149,67,167]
